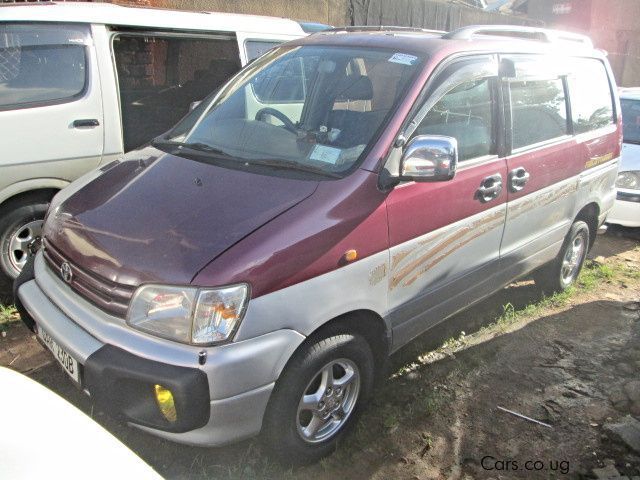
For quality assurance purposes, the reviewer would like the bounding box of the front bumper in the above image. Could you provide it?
[607,190,640,227]
[17,251,306,446]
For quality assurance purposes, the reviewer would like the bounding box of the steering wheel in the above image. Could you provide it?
[255,108,297,134]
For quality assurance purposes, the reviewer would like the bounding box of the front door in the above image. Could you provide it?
[0,22,104,179]
[385,55,508,349]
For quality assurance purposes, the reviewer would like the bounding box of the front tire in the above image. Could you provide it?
[0,201,47,281]
[262,331,375,465]
[534,220,590,293]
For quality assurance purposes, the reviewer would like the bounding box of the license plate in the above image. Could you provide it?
[38,326,80,384]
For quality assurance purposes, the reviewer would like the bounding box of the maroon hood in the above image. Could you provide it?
[44,150,318,286]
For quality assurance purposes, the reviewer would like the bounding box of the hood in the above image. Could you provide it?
[44,149,318,286]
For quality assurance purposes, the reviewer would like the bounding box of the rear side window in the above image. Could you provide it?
[567,58,614,134]
[510,78,568,149]
[245,40,281,62]
[0,23,89,109]
[251,55,317,103]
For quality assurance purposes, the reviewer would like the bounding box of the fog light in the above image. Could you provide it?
[154,384,177,423]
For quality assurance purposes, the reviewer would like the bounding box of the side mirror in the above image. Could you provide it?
[189,100,202,111]
[399,135,458,182]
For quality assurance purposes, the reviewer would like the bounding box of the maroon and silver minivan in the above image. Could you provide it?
[16,25,621,463]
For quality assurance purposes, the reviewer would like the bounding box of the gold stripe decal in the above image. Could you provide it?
[585,153,614,169]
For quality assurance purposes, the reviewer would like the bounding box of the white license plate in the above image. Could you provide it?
[38,326,80,384]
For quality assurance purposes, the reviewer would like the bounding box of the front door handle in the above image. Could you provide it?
[509,167,530,192]
[73,119,100,128]
[476,174,503,203]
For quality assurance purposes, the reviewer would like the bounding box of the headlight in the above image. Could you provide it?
[127,284,249,345]
[616,170,640,190]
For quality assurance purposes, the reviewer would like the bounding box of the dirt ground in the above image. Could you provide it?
[1,228,639,479]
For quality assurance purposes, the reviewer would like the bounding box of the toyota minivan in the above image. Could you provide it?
[16,25,621,463]
[0,1,314,288]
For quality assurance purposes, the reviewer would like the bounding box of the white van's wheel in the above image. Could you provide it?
[534,220,590,293]
[263,331,374,464]
[0,201,48,283]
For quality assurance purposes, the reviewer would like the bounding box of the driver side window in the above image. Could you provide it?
[412,77,496,161]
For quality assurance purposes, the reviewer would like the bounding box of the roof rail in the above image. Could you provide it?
[443,25,593,48]
[325,25,446,35]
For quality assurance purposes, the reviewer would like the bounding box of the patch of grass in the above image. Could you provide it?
[0,304,18,333]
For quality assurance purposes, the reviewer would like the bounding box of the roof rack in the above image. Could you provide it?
[325,25,446,35]
[443,25,593,48]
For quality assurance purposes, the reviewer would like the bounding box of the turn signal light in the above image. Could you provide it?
[154,384,177,423]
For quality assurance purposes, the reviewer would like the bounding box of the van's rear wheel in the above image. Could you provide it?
[534,220,590,294]
[0,200,48,286]
[263,331,374,465]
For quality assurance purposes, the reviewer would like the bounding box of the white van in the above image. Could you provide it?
[0,2,314,287]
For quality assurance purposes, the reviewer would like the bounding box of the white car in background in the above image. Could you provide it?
[608,88,640,227]
[0,367,161,480]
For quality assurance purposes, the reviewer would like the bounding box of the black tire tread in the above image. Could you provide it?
[262,331,374,465]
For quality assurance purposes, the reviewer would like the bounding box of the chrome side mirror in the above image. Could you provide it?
[399,135,458,182]
[189,100,202,111]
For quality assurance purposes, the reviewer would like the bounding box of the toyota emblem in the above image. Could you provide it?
[60,262,73,283]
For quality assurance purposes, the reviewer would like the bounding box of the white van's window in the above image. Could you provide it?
[510,78,568,150]
[413,78,495,161]
[113,34,241,151]
[567,58,614,134]
[0,23,89,109]
[245,40,281,62]
[251,55,315,103]
[156,45,423,178]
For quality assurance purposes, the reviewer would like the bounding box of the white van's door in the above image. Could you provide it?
[0,22,103,283]
[0,23,104,186]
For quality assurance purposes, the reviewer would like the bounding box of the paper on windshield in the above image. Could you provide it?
[309,144,342,165]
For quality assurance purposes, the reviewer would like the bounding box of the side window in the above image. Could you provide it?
[567,58,614,134]
[0,23,89,109]
[509,77,568,150]
[413,78,495,161]
[250,55,319,103]
[245,40,281,62]
[113,33,241,151]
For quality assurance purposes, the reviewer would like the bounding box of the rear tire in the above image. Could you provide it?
[534,220,590,294]
[262,330,375,465]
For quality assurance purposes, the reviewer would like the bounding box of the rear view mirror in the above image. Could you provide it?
[400,135,458,182]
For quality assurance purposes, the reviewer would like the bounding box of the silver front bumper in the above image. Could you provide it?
[18,251,306,446]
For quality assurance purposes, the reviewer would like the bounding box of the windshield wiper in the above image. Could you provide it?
[246,158,341,178]
[152,138,232,158]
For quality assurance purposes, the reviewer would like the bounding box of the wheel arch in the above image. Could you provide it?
[0,179,68,214]
[278,309,392,383]
[574,202,600,250]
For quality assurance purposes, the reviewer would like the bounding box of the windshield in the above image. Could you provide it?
[156,45,424,178]
[621,98,640,145]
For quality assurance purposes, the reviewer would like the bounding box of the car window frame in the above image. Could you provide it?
[565,56,617,138]
[499,54,572,155]
[403,54,503,167]
[0,21,92,112]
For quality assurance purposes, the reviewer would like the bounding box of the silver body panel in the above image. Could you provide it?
[18,251,306,445]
